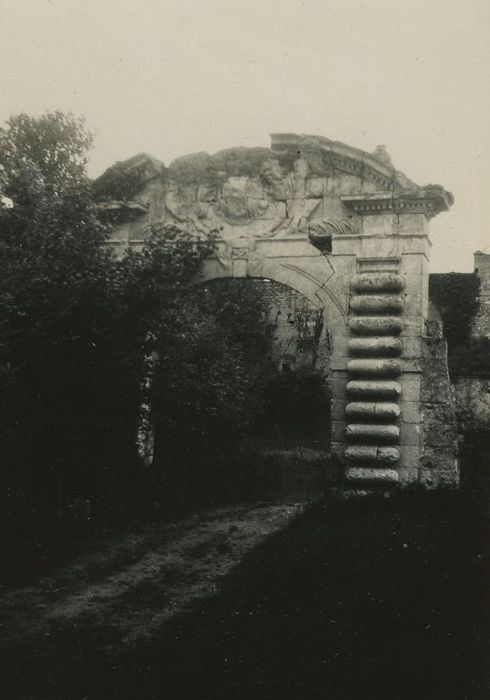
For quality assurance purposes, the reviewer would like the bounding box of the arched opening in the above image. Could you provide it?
[201,278,330,443]
[151,276,333,505]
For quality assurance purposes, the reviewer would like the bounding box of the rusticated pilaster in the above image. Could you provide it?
[344,273,405,488]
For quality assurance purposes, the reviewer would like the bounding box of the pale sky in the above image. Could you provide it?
[1,0,489,271]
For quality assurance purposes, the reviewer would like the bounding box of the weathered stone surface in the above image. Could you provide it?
[397,466,419,484]
[345,445,400,464]
[350,295,404,314]
[346,380,401,400]
[349,317,403,336]
[347,359,401,377]
[421,400,458,446]
[352,274,405,293]
[331,398,347,420]
[360,213,396,237]
[454,377,490,431]
[345,401,401,420]
[470,252,490,339]
[342,489,373,499]
[397,213,428,236]
[331,420,349,443]
[401,445,424,469]
[398,400,420,424]
[345,467,400,483]
[420,340,454,404]
[399,422,422,447]
[397,376,421,402]
[419,303,459,487]
[348,337,403,357]
[346,424,400,442]
[418,467,459,489]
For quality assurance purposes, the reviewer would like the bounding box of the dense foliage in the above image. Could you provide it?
[448,338,490,377]
[150,281,273,504]
[0,113,216,528]
[150,279,330,506]
[0,111,93,201]
[0,112,331,582]
[91,156,157,202]
[429,273,490,377]
[429,272,480,348]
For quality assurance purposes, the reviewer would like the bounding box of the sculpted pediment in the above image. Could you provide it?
[97,134,453,242]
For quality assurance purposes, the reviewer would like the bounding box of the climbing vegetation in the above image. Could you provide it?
[429,272,480,349]
[429,272,490,376]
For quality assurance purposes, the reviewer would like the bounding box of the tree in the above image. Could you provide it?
[0,111,92,203]
[0,111,217,521]
[0,113,115,513]
[149,278,275,504]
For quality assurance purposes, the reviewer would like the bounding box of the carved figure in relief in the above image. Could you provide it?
[165,183,215,234]
[259,158,286,199]
[162,154,361,240]
[214,177,270,224]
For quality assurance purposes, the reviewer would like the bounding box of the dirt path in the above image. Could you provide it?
[0,502,304,648]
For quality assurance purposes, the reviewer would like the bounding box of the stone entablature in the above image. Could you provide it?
[100,133,455,489]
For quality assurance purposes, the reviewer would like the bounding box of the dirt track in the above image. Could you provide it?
[0,502,303,649]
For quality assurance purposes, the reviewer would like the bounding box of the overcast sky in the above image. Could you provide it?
[1,0,489,271]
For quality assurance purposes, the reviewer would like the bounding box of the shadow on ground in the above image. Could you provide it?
[2,492,490,700]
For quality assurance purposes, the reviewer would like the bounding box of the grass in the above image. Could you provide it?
[1,489,489,699]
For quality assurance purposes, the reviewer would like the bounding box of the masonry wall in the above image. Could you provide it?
[454,377,490,432]
[419,304,459,487]
[428,255,490,486]
[255,280,327,371]
[472,252,490,340]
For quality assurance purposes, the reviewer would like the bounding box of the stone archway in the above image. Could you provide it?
[194,275,329,370]
[191,274,333,500]
[104,133,457,489]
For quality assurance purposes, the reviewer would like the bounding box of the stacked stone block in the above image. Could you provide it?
[344,273,405,487]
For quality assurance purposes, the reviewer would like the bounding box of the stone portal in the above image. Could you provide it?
[101,133,457,489]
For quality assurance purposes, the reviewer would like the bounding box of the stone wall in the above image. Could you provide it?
[254,280,327,371]
[472,252,490,339]
[419,304,459,488]
[454,377,490,432]
[429,253,490,440]
[199,278,327,372]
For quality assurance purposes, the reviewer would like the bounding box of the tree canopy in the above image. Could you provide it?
[0,111,92,203]
[0,112,216,520]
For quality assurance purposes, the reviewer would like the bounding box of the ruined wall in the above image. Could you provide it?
[455,378,490,432]
[253,280,326,371]
[419,304,459,487]
[473,251,490,339]
[429,255,490,437]
[199,278,327,372]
